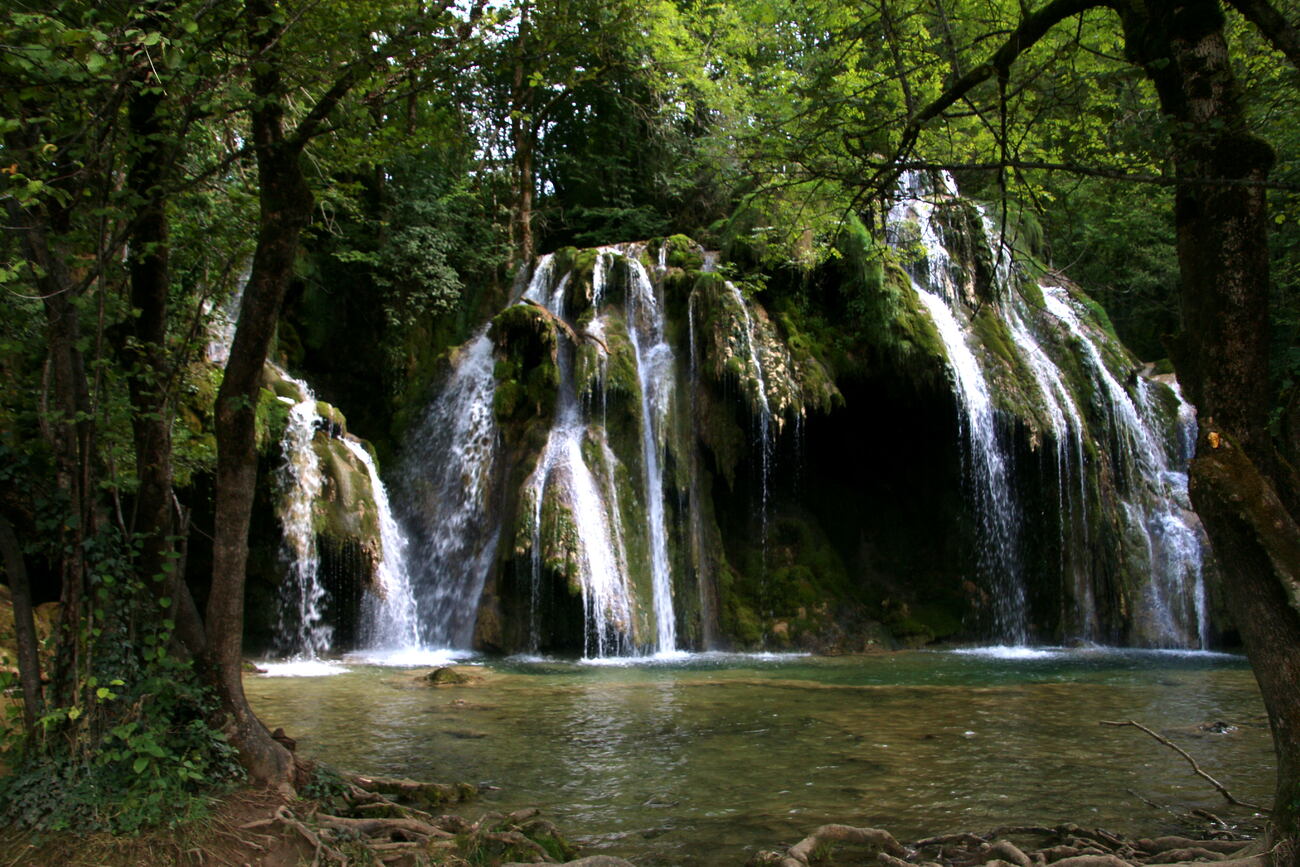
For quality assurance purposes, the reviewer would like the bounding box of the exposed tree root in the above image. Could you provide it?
[752,820,1258,867]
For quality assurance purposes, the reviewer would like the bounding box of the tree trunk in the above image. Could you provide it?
[3,198,94,708]
[202,0,318,789]
[1128,0,1300,856]
[1191,432,1300,858]
[0,515,43,733]
[126,75,179,603]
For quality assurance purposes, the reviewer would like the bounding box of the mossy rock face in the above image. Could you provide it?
[489,304,560,425]
[689,274,829,431]
[255,386,292,455]
[263,363,304,401]
[934,198,998,305]
[575,310,641,417]
[308,435,382,585]
[314,400,348,438]
[663,234,705,271]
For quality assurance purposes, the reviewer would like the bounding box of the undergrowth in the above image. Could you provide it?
[0,525,244,834]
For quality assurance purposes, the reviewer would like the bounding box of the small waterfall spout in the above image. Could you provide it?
[344,438,420,652]
[624,256,678,654]
[275,376,331,658]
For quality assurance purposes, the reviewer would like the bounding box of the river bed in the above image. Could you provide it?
[244,648,1272,865]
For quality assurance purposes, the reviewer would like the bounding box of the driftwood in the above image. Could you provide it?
[521,297,611,354]
[765,824,908,866]
[1100,720,1266,812]
[315,813,456,839]
[1138,837,1247,856]
[986,839,1036,867]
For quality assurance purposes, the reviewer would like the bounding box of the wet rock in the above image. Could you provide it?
[424,666,479,686]
[1197,720,1238,734]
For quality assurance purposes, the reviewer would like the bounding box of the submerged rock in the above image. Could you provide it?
[423,666,481,686]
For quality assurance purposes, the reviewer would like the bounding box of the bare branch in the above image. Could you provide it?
[1100,719,1266,812]
[882,0,1111,193]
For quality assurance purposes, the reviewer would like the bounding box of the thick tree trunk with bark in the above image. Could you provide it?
[126,81,178,594]
[3,197,95,708]
[1126,0,1300,857]
[203,0,320,789]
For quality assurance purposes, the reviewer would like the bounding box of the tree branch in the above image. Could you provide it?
[885,0,1111,190]
[1100,719,1266,812]
[1223,0,1300,72]
[862,158,1300,191]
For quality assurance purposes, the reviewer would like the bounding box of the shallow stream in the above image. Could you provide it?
[245,649,1271,865]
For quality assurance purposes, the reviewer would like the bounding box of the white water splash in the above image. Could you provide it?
[343,437,420,652]
[625,256,678,653]
[275,378,331,658]
[400,328,501,649]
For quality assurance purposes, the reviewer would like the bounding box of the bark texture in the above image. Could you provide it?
[1122,0,1300,857]
[0,515,43,732]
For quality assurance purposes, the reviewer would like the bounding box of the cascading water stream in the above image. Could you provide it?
[723,280,775,556]
[623,257,679,654]
[888,174,1028,643]
[399,326,502,649]
[1040,282,1207,647]
[909,283,1028,643]
[275,377,331,658]
[344,438,420,652]
[524,264,635,658]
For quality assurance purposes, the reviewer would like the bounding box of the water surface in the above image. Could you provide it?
[245,649,1271,864]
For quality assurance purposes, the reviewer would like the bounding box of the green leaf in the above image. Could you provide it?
[133,756,149,774]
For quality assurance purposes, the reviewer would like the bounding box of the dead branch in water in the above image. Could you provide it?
[1099,720,1266,812]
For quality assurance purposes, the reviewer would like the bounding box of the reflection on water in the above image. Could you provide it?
[244,649,1272,865]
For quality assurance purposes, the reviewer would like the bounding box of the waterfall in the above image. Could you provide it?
[624,257,679,654]
[909,283,1028,643]
[884,171,1209,647]
[274,377,331,658]
[344,438,420,652]
[1041,282,1207,647]
[888,175,1028,643]
[524,263,636,657]
[724,280,774,523]
[399,327,501,649]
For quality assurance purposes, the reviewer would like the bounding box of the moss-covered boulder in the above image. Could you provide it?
[490,304,560,425]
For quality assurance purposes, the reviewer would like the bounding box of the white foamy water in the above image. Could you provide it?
[343,647,475,667]
[342,437,420,652]
[257,659,350,677]
[275,375,331,658]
